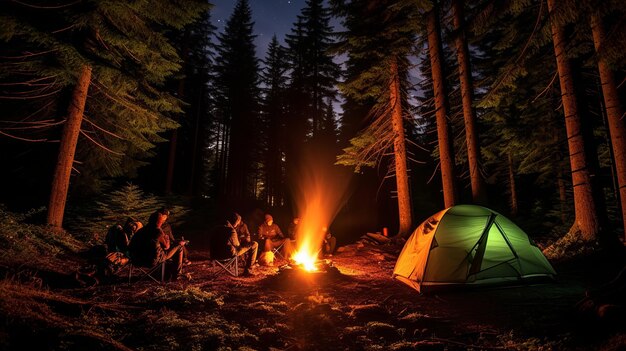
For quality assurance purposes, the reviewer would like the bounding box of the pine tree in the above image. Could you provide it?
[214,0,261,201]
[547,0,600,240]
[427,1,458,209]
[284,0,340,208]
[333,0,419,236]
[0,0,207,227]
[260,35,289,206]
[588,3,626,241]
[451,0,487,204]
[164,9,216,196]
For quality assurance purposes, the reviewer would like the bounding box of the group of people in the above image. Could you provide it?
[104,208,190,281]
[210,212,337,277]
[105,208,339,280]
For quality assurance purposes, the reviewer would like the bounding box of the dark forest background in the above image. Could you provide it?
[1,0,625,252]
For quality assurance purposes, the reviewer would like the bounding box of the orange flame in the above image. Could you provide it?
[289,150,350,272]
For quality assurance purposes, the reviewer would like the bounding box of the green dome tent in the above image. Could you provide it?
[393,205,556,292]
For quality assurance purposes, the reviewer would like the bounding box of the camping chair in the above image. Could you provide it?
[213,255,240,277]
[272,241,286,261]
[125,260,166,285]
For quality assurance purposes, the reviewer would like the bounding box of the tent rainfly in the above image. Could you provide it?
[393,205,556,292]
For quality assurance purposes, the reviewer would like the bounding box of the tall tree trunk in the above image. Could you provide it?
[591,12,626,241]
[165,79,184,194]
[452,0,486,205]
[47,65,92,228]
[547,0,599,240]
[390,57,413,236]
[508,153,518,217]
[188,85,204,195]
[427,5,457,208]
[221,122,230,197]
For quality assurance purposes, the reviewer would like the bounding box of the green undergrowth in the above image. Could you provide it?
[0,206,84,271]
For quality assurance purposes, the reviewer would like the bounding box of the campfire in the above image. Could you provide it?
[281,242,334,273]
[282,255,334,273]
[285,149,350,275]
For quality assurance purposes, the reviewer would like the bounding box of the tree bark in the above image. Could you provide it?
[47,64,92,228]
[390,57,413,236]
[547,0,599,240]
[188,85,203,195]
[427,5,457,208]
[165,79,184,194]
[452,0,486,205]
[591,12,626,242]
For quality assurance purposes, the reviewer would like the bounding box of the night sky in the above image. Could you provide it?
[210,0,309,58]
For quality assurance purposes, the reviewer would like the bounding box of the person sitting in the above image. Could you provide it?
[128,208,187,280]
[321,226,336,257]
[162,219,191,266]
[105,217,142,255]
[287,216,300,240]
[209,212,258,277]
[234,215,259,265]
[257,214,292,259]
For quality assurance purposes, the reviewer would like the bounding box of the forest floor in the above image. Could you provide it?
[2,235,626,351]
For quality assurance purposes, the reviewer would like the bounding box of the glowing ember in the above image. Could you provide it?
[292,250,318,272]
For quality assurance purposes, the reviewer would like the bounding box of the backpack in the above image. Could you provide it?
[259,251,274,266]
[102,251,130,276]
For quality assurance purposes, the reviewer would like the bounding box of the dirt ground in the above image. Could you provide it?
[2,239,625,351]
[59,240,620,350]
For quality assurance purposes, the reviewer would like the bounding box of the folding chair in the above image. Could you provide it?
[272,241,286,261]
[213,255,240,277]
[125,261,166,285]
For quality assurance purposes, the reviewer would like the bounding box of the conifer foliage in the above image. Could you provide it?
[213,0,261,202]
[0,0,208,227]
[334,0,419,236]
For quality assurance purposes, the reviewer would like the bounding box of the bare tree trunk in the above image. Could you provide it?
[188,85,203,195]
[47,65,92,228]
[427,5,457,208]
[508,153,518,217]
[591,12,626,242]
[390,57,413,236]
[452,0,486,205]
[221,122,230,197]
[165,80,184,194]
[547,0,599,240]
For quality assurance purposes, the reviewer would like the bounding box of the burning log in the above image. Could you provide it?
[279,258,336,274]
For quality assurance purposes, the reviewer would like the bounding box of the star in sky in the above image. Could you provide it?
[211,0,307,58]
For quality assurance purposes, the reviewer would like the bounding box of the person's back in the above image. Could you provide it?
[209,224,237,260]
[129,224,162,266]
[105,224,127,253]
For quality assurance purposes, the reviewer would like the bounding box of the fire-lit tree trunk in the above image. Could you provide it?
[390,57,412,236]
[547,0,599,240]
[427,5,457,208]
[47,65,92,228]
[590,12,626,241]
[508,153,518,217]
[452,0,486,205]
